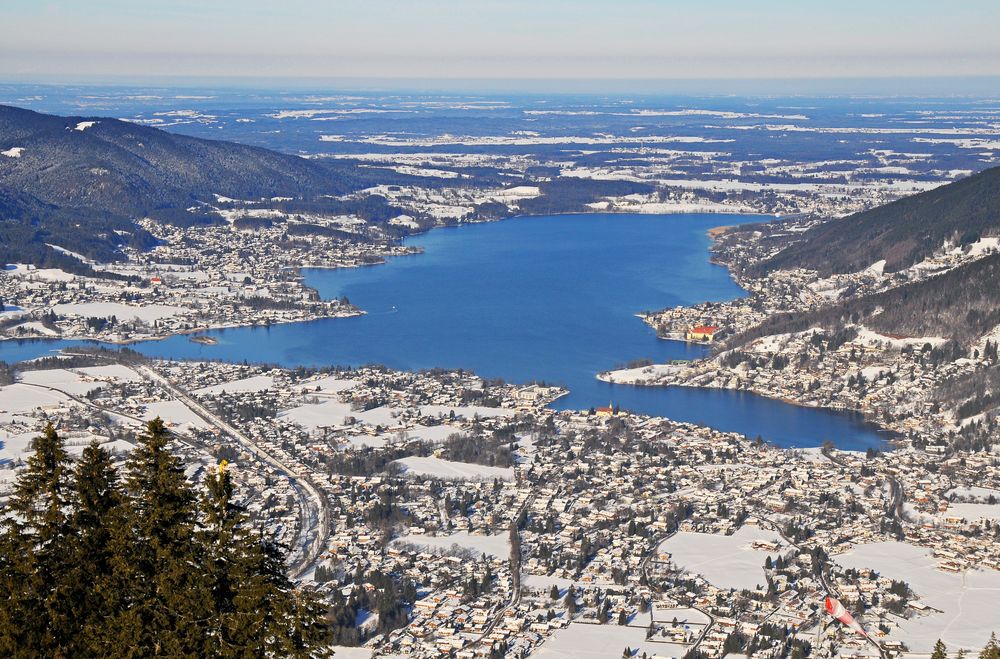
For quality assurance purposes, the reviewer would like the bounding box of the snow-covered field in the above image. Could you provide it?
[836,541,1000,650]
[351,405,401,427]
[942,502,1000,521]
[591,199,754,214]
[534,622,688,659]
[18,369,106,397]
[398,424,462,443]
[0,305,26,319]
[945,486,1000,502]
[383,165,463,179]
[391,531,509,558]
[0,428,38,463]
[650,606,710,626]
[641,176,943,195]
[418,404,517,419]
[324,133,735,148]
[280,399,355,430]
[855,327,949,349]
[347,425,463,448]
[326,647,371,659]
[76,364,142,382]
[343,434,388,449]
[393,456,514,481]
[143,400,209,431]
[46,243,91,263]
[0,383,70,413]
[7,321,60,336]
[293,376,359,394]
[5,264,77,282]
[194,375,275,395]
[52,302,186,322]
[600,363,683,384]
[522,573,577,592]
[658,525,784,591]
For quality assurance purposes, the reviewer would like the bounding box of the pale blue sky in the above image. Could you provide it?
[3,1,1000,85]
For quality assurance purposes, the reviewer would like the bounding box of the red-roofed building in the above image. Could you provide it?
[686,325,719,342]
[595,403,615,417]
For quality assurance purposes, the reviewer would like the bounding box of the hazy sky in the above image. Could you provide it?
[3,0,1000,86]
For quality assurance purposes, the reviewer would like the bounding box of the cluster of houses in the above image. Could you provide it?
[2,349,999,655]
[0,207,420,342]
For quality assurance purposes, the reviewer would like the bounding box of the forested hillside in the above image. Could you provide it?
[0,104,360,211]
[0,105,416,272]
[759,165,1000,275]
[731,252,1000,347]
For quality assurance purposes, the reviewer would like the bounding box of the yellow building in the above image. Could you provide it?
[686,325,719,342]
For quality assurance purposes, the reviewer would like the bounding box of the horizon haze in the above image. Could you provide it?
[3,0,1000,94]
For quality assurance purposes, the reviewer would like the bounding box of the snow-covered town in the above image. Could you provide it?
[0,170,967,346]
[3,133,1000,656]
[2,343,998,656]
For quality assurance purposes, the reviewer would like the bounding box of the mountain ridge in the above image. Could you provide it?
[758,165,1000,275]
[0,104,416,272]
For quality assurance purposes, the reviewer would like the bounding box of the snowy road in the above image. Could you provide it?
[135,364,331,579]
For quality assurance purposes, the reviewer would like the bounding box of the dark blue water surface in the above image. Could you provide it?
[0,214,887,449]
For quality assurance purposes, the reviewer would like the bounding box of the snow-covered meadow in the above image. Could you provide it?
[658,525,785,591]
[836,541,1000,650]
[393,456,514,481]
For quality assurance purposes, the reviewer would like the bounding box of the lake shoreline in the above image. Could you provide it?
[597,370,901,447]
[0,212,887,450]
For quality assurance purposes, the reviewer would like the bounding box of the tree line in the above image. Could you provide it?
[0,419,331,657]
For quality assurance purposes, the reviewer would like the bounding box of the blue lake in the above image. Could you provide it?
[0,213,888,450]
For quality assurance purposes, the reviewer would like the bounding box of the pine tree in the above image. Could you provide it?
[0,423,77,656]
[981,634,1000,659]
[255,535,333,656]
[111,418,211,656]
[0,418,332,657]
[199,460,331,657]
[564,586,577,615]
[70,440,127,655]
[932,639,948,659]
[200,461,244,653]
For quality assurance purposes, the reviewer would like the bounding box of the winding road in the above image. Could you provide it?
[467,493,534,649]
[42,352,332,579]
[134,364,331,578]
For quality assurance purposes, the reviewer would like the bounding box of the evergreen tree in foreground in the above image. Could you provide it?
[0,419,331,657]
[71,439,128,655]
[982,634,1000,659]
[0,422,76,656]
[199,458,330,656]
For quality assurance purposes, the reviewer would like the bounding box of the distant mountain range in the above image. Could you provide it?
[0,105,410,272]
[0,105,655,275]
